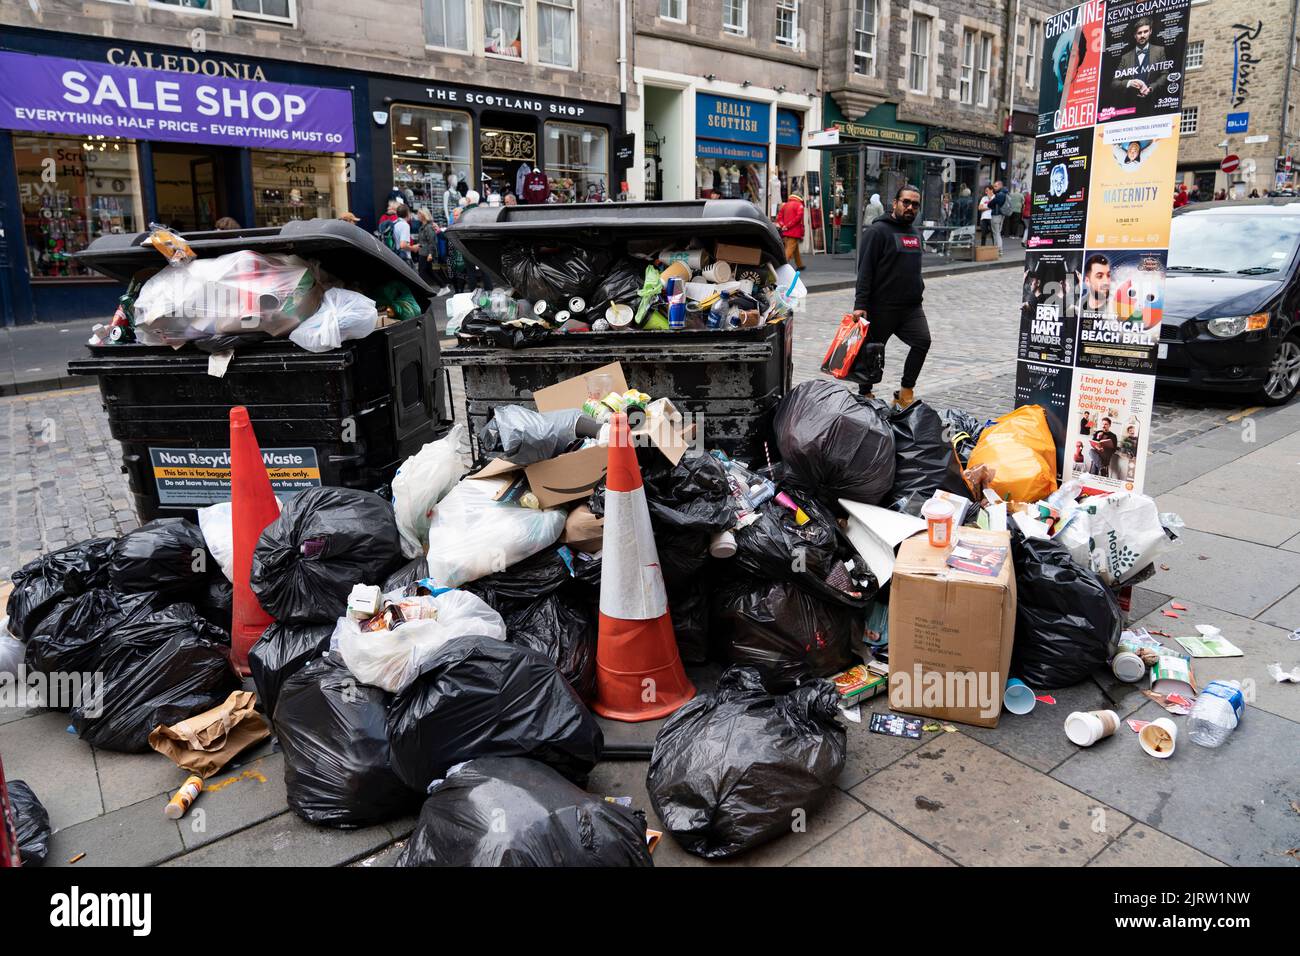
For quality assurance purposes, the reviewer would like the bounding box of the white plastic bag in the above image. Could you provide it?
[335,589,506,693]
[391,424,471,559]
[197,497,283,582]
[422,478,566,587]
[0,616,22,677]
[445,293,477,336]
[289,287,379,353]
[1087,493,1183,586]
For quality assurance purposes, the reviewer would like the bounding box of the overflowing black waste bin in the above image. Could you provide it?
[67,220,452,522]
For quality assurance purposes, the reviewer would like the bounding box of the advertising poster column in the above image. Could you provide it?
[1018,0,1191,494]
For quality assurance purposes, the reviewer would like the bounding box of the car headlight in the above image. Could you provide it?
[1206,312,1270,338]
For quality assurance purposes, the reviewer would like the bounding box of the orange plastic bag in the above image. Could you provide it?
[967,405,1058,503]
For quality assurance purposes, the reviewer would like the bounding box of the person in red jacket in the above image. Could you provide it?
[775,192,805,269]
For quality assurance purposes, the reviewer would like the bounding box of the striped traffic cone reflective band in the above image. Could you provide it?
[592,413,695,721]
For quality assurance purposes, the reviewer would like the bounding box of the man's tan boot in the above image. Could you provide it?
[894,387,916,410]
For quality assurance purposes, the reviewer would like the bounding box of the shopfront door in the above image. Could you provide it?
[151,146,232,231]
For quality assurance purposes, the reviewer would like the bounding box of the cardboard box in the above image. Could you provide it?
[471,362,689,509]
[887,528,1017,728]
[973,245,999,262]
[712,241,764,266]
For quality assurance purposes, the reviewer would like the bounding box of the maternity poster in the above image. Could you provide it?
[1037,0,1105,134]
[1096,0,1191,124]
[1029,131,1092,248]
[1085,114,1178,247]
[1020,251,1082,365]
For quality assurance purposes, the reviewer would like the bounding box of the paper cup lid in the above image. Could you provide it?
[605,303,634,327]
[1112,651,1146,682]
[1064,712,1098,745]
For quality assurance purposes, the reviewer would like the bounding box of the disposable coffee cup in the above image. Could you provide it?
[700,260,732,283]
[605,302,634,327]
[1111,651,1146,683]
[1139,717,1178,758]
[1064,709,1120,746]
[661,261,692,284]
[709,530,737,559]
[1003,677,1036,715]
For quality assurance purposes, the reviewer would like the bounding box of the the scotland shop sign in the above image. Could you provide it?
[696,93,769,145]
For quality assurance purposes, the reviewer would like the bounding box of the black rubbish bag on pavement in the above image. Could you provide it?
[196,576,233,635]
[1011,531,1122,689]
[463,548,598,703]
[647,666,846,859]
[499,242,612,305]
[6,537,115,641]
[387,633,603,793]
[941,409,989,466]
[249,621,335,722]
[275,654,420,828]
[888,401,972,513]
[251,487,403,624]
[71,603,240,752]
[383,556,428,595]
[591,453,735,536]
[591,257,648,308]
[714,577,861,690]
[773,380,896,506]
[397,757,653,868]
[8,780,51,867]
[109,518,210,599]
[24,589,164,680]
[481,406,586,466]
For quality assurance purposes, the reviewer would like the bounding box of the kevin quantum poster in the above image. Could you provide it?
[1085,114,1179,248]
[1096,0,1191,124]
[1029,130,1092,249]
[1037,0,1105,134]
[1066,369,1155,493]
[1020,251,1082,366]
[1077,249,1165,375]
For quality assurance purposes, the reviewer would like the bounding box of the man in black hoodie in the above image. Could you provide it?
[853,184,929,408]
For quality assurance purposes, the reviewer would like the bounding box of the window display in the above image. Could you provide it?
[543,122,609,202]
[695,156,766,207]
[14,134,143,280]
[251,150,350,227]
[390,106,474,224]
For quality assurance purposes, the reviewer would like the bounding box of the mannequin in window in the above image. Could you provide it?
[443,173,459,224]
[696,158,713,196]
[768,167,782,218]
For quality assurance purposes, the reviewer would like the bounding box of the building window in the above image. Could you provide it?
[959,30,975,103]
[390,105,475,224]
[251,151,350,227]
[149,0,216,11]
[423,0,469,50]
[853,0,877,76]
[485,0,524,58]
[1180,105,1199,134]
[538,0,576,67]
[233,0,294,23]
[723,0,747,36]
[977,33,992,106]
[545,122,610,202]
[659,0,685,22]
[14,134,144,280]
[1024,20,1039,88]
[1186,39,1204,69]
[909,14,931,94]
[776,0,799,48]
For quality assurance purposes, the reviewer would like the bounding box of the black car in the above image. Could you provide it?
[1162,199,1300,405]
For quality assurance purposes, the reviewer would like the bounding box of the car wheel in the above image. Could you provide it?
[1258,335,1300,406]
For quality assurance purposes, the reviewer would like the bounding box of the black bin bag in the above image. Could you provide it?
[109,518,210,599]
[647,667,847,859]
[1011,531,1122,689]
[251,487,403,624]
[387,633,603,793]
[71,603,240,752]
[463,548,598,703]
[887,400,972,513]
[9,780,51,867]
[398,758,654,868]
[248,621,335,722]
[6,537,115,641]
[383,556,428,594]
[25,589,164,680]
[499,242,612,304]
[773,380,896,506]
[591,257,648,307]
[275,654,420,828]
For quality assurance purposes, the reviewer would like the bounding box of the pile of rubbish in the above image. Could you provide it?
[448,237,805,347]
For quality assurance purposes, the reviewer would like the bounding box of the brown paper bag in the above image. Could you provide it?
[148,690,270,778]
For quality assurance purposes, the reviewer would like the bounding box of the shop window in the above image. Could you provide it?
[538,0,576,68]
[695,152,767,207]
[544,122,610,203]
[909,14,931,94]
[390,105,475,225]
[853,0,877,76]
[485,0,525,59]
[776,0,799,48]
[251,150,349,227]
[423,0,469,50]
[659,0,686,22]
[13,134,144,280]
[723,0,747,36]
[233,0,294,24]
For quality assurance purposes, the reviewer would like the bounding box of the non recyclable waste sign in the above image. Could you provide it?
[149,446,321,506]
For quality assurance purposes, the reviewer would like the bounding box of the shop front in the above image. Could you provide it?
[370,79,620,222]
[0,29,366,326]
[925,128,1006,224]
[694,93,770,208]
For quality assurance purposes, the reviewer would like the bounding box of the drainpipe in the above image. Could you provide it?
[619,0,629,197]
[1002,0,1022,178]
[1280,0,1300,184]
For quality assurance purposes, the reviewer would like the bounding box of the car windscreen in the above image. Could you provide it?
[1169,213,1300,276]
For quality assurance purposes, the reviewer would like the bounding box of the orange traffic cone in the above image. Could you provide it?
[592,413,695,722]
[229,406,279,676]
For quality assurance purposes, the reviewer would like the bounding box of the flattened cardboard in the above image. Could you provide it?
[713,241,763,266]
[887,529,1017,728]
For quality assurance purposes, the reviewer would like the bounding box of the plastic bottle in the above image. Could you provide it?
[1186,679,1245,748]
[707,291,730,329]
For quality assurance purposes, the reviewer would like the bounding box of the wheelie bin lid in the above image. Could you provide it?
[446,199,785,286]
[74,218,434,307]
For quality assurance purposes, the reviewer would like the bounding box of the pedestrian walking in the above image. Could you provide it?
[989,180,1008,253]
[1021,189,1032,244]
[852,184,930,410]
[978,186,995,246]
[775,192,806,270]
[415,207,441,288]
[1005,185,1024,238]
[392,204,414,267]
